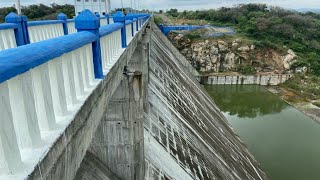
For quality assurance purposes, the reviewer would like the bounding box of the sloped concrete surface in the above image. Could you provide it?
[75,152,120,180]
[144,22,267,180]
[75,19,267,180]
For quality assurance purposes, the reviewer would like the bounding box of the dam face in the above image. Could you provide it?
[75,21,267,180]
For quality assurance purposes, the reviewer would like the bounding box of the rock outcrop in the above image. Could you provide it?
[169,32,297,74]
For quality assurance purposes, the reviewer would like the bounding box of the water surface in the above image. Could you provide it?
[205,85,320,180]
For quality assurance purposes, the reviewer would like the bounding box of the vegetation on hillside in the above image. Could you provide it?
[0,4,75,23]
[281,74,320,97]
[166,4,320,76]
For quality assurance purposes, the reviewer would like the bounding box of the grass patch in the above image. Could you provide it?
[154,16,165,25]
[313,102,320,108]
[280,74,320,102]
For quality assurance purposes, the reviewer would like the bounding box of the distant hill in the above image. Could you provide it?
[296,8,320,13]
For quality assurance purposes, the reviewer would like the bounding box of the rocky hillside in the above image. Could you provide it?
[169,32,298,75]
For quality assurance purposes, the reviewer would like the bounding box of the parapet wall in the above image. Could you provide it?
[202,74,292,86]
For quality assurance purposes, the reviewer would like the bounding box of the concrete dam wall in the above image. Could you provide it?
[143,22,267,179]
[202,74,292,86]
[73,20,267,179]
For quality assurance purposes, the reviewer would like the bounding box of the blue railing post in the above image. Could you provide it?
[139,15,142,28]
[113,11,127,48]
[126,13,134,37]
[21,15,30,44]
[105,13,110,24]
[134,15,139,32]
[5,12,25,46]
[57,13,68,35]
[75,9,103,79]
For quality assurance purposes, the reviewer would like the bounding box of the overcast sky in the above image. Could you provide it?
[0,0,319,11]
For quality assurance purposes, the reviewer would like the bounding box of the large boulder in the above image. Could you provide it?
[283,49,296,70]
[238,46,250,52]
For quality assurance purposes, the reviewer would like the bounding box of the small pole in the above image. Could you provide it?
[16,0,21,15]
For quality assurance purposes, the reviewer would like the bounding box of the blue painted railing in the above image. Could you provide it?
[0,9,150,179]
[0,12,117,47]
[159,25,205,35]
[159,24,236,37]
[0,23,19,50]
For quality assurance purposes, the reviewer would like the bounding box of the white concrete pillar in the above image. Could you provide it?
[49,58,69,116]
[8,73,41,148]
[72,49,85,97]
[21,71,42,147]
[80,49,90,90]
[39,63,57,129]
[65,53,78,105]
[0,82,22,173]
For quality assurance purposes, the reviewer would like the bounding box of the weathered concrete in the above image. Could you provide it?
[144,22,267,179]
[75,152,120,180]
[30,18,267,180]
[26,21,149,180]
[86,73,145,180]
[202,74,292,86]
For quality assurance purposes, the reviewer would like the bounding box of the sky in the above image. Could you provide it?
[0,0,320,11]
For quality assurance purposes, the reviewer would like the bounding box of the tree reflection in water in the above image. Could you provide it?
[205,85,288,118]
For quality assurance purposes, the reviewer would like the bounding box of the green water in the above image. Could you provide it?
[205,85,320,180]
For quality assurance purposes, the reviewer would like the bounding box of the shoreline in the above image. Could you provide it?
[265,86,320,125]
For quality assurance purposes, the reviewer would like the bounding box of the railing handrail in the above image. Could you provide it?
[99,23,123,37]
[0,10,150,178]
[125,20,133,25]
[27,20,65,27]
[67,19,75,22]
[0,31,96,83]
[0,23,18,30]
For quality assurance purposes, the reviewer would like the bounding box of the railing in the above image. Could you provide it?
[100,23,123,74]
[28,20,65,43]
[126,20,134,44]
[0,10,150,179]
[0,23,17,50]
[100,17,108,26]
[0,13,116,51]
[67,19,77,34]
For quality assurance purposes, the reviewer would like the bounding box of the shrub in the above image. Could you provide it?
[237,64,256,75]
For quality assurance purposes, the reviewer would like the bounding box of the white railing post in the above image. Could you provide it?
[35,63,57,129]
[0,82,22,173]
[20,71,42,147]
[49,57,69,116]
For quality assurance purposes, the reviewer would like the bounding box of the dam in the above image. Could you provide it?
[0,10,267,179]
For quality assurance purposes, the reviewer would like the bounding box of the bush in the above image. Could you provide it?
[154,16,164,25]
[237,64,256,75]
[313,102,320,108]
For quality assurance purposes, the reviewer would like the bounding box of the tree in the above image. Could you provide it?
[167,9,179,17]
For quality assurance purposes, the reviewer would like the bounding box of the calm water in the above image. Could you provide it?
[205,85,320,180]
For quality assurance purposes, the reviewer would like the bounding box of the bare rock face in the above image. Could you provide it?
[211,55,219,64]
[210,46,219,55]
[168,32,297,74]
[224,52,237,69]
[283,49,297,70]
[238,46,250,52]
[218,41,228,52]
[232,41,239,48]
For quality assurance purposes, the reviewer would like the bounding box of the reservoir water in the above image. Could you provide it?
[205,85,320,180]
